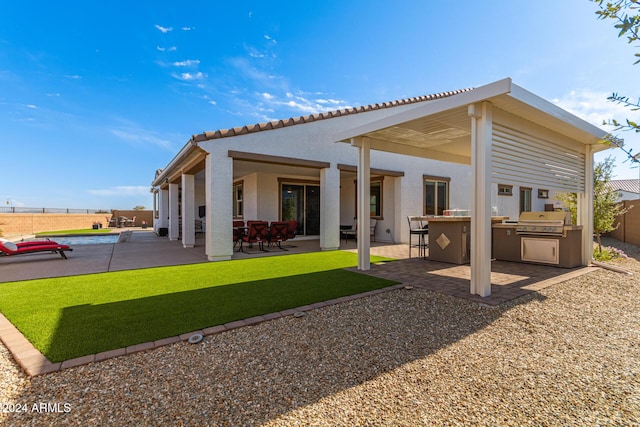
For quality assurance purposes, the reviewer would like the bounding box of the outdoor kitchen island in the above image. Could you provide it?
[428,216,507,264]
[492,212,583,268]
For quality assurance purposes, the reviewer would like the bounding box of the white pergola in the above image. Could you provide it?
[336,78,610,297]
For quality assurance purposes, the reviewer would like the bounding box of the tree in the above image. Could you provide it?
[133,205,146,211]
[555,156,631,254]
[592,0,640,168]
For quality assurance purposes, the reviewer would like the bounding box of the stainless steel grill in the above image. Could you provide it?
[515,211,571,236]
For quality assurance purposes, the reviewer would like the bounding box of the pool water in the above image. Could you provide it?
[38,235,120,245]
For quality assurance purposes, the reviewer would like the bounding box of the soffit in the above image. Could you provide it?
[360,106,473,162]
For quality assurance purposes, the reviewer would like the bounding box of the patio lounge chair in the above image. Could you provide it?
[0,239,73,259]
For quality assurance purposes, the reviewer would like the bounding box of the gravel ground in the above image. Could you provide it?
[0,239,638,426]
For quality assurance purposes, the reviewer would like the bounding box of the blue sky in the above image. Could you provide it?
[1,0,638,210]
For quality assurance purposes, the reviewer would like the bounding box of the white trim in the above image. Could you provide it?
[168,183,179,241]
[181,173,195,248]
[356,137,371,271]
[470,102,493,297]
[581,146,595,265]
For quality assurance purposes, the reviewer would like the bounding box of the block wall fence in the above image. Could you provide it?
[0,211,154,237]
[609,199,640,246]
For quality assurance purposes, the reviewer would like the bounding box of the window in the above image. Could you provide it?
[498,184,513,196]
[354,177,384,219]
[370,180,382,217]
[424,176,450,215]
[538,189,549,199]
[520,187,532,213]
[232,181,243,218]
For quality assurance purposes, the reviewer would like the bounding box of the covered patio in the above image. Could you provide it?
[336,78,610,297]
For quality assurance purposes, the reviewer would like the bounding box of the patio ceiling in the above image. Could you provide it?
[336,78,610,165]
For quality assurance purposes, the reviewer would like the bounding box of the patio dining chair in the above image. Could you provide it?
[240,221,269,252]
[407,216,429,258]
[342,218,377,244]
[125,216,137,227]
[268,221,289,250]
[283,220,298,248]
[232,220,245,249]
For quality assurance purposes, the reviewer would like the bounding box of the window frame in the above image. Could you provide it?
[232,180,244,219]
[498,184,513,196]
[423,175,450,216]
[353,176,384,220]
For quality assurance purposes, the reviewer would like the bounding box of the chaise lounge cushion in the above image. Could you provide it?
[0,239,17,251]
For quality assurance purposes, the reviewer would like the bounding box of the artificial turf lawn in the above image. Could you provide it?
[0,251,396,362]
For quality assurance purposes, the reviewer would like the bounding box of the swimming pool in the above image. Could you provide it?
[37,234,120,245]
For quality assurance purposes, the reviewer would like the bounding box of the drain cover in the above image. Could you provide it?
[188,333,203,344]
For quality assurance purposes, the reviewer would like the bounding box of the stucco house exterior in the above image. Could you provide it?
[151,78,610,296]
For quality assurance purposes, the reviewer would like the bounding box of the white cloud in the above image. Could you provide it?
[155,25,173,33]
[261,92,274,100]
[268,92,352,115]
[264,34,277,44]
[171,71,207,81]
[172,59,200,67]
[182,26,194,31]
[87,186,150,197]
[64,74,82,79]
[553,89,636,129]
[110,128,173,151]
[46,93,60,97]
[157,46,177,52]
[209,100,217,106]
[25,104,37,109]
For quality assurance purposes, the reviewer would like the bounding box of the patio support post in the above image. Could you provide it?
[159,188,169,229]
[469,102,493,297]
[168,182,180,241]
[181,173,196,248]
[353,136,371,270]
[205,152,233,261]
[320,165,340,251]
[579,145,594,265]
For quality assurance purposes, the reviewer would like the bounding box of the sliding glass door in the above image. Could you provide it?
[281,182,320,235]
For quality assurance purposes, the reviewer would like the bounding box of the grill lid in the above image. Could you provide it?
[517,211,571,225]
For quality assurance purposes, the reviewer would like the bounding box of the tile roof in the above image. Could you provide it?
[606,179,639,193]
[191,88,473,143]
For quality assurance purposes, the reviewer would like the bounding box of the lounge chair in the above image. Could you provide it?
[0,239,73,259]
